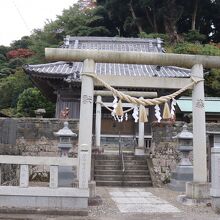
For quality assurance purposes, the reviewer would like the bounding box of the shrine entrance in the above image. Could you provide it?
[94,91,157,155]
[45,45,220,198]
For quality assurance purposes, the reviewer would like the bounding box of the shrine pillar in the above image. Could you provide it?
[186,64,209,200]
[78,59,95,181]
[95,95,102,151]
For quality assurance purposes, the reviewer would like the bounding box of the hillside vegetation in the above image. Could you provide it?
[1,1,220,117]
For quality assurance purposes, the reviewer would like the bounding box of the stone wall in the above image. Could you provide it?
[150,121,220,185]
[0,118,79,184]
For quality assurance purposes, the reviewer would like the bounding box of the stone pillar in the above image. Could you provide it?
[210,146,220,212]
[79,144,89,189]
[191,64,207,182]
[50,165,58,188]
[185,64,209,201]
[78,59,95,181]
[95,95,102,151]
[20,165,29,187]
[135,99,145,155]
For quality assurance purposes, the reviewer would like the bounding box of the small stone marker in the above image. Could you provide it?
[79,149,89,189]
[20,165,29,187]
[50,165,58,188]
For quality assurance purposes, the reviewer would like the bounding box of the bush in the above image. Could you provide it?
[0,69,32,109]
[172,42,220,56]
[139,32,170,43]
[184,30,206,43]
[16,88,55,117]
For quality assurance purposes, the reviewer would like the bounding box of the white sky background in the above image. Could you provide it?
[0,0,78,46]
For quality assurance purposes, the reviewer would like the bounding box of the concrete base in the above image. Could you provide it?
[186,182,211,200]
[177,194,211,206]
[211,197,220,213]
[135,148,145,156]
[89,180,96,198]
[0,186,89,213]
[168,166,193,192]
[73,180,96,198]
[0,207,88,216]
[169,179,187,192]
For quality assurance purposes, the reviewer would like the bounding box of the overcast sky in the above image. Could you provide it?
[0,0,77,46]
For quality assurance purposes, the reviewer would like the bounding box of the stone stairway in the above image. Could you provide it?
[94,154,152,187]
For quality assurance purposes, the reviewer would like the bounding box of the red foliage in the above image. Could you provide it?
[6,48,34,59]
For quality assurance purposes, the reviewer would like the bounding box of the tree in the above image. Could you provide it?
[0,69,32,110]
[16,88,55,117]
[10,36,32,49]
[6,48,34,59]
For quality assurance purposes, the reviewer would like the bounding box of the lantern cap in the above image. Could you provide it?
[54,121,77,137]
[173,124,193,139]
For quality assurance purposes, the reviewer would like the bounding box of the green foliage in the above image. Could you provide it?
[139,32,169,43]
[183,30,206,43]
[0,68,14,76]
[205,69,220,97]
[8,58,25,69]
[0,69,32,110]
[16,88,55,117]
[10,36,32,49]
[0,54,6,61]
[171,42,220,56]
[0,46,10,56]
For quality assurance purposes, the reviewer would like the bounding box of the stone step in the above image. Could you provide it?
[95,164,148,170]
[96,180,152,187]
[94,169,149,176]
[94,160,147,166]
[94,154,147,161]
[94,174,151,181]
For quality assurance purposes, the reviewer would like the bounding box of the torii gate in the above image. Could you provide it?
[45,48,220,199]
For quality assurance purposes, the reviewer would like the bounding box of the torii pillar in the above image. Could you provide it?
[185,64,209,201]
[78,59,95,182]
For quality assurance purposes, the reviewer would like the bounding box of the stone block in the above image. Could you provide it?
[186,182,211,200]
[212,197,220,213]
[89,181,96,198]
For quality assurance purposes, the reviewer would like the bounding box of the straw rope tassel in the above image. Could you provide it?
[163,102,171,119]
[115,99,124,116]
[139,105,148,123]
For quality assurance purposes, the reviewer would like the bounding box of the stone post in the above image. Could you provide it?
[185,64,209,201]
[78,59,95,181]
[210,145,220,212]
[191,64,207,182]
[135,98,145,155]
[0,165,1,185]
[49,165,58,188]
[79,144,89,189]
[95,95,102,152]
[20,165,29,187]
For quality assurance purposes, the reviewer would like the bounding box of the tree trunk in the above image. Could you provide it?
[152,5,158,33]
[128,0,143,33]
[163,0,181,42]
[145,5,158,33]
[192,0,199,30]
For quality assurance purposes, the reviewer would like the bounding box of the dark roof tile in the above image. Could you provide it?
[24,36,191,79]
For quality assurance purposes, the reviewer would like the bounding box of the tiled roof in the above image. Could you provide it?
[24,36,191,80]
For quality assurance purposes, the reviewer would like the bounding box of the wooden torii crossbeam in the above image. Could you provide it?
[46,48,220,68]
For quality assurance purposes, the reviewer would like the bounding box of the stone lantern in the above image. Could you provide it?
[54,121,77,187]
[169,124,193,191]
[54,121,77,157]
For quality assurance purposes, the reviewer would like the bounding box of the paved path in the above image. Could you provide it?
[108,188,180,213]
